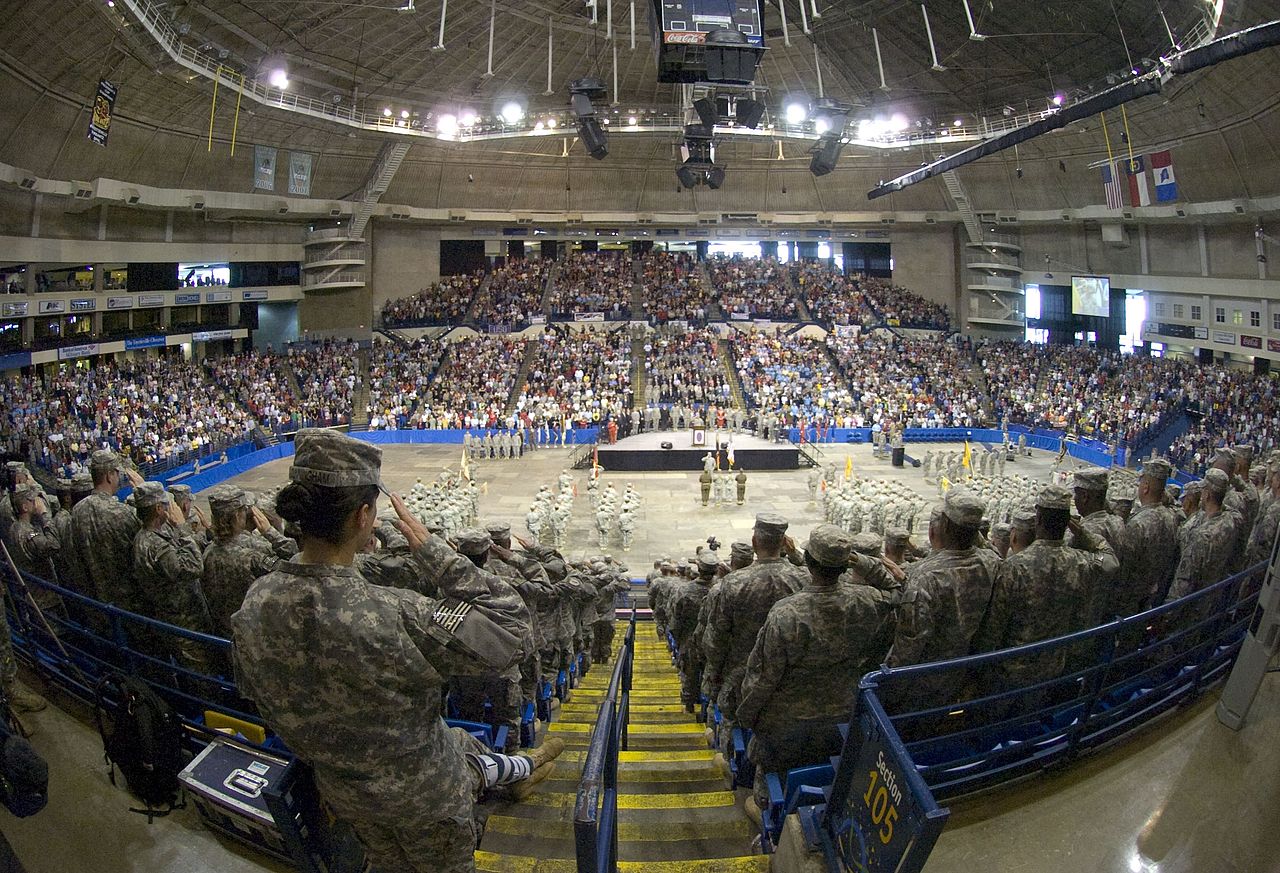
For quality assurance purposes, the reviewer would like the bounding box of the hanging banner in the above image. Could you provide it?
[288,152,313,196]
[87,79,117,147]
[125,335,167,350]
[254,145,278,191]
[106,296,133,310]
[37,300,65,314]
[58,343,100,360]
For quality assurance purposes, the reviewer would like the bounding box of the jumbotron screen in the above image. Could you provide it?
[1071,276,1111,317]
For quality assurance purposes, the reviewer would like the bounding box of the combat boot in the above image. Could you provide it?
[507,761,556,801]
[519,736,566,770]
[6,682,45,713]
[744,796,763,828]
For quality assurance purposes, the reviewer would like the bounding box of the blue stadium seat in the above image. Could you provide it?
[730,727,754,789]
[445,718,508,753]
[519,701,537,748]
[762,763,836,850]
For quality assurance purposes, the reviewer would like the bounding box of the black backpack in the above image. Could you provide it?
[93,674,185,821]
[0,721,47,818]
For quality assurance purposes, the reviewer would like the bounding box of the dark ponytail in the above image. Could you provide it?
[274,481,378,546]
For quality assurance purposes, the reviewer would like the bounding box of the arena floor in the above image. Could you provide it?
[209,439,1084,573]
[9,444,1277,873]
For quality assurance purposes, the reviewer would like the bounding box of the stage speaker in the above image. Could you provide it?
[910,457,921,468]
[891,446,905,467]
[661,441,673,450]
[719,441,730,450]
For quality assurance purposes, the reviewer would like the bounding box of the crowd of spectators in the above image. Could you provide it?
[705,256,799,320]
[643,326,734,408]
[549,253,634,320]
[416,336,528,429]
[636,252,709,324]
[471,259,552,328]
[380,272,483,326]
[515,328,632,429]
[207,350,300,432]
[1169,364,1280,473]
[790,261,877,326]
[866,277,952,329]
[728,329,855,423]
[365,338,447,430]
[286,340,362,428]
[825,332,981,428]
[0,357,254,474]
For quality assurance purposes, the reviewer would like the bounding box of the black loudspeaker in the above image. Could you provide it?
[910,458,921,468]
[660,441,673,450]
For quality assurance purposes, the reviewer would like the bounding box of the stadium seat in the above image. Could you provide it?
[761,763,836,850]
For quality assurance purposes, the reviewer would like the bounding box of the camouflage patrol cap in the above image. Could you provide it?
[167,484,193,500]
[1211,448,1237,468]
[942,489,986,529]
[4,461,23,471]
[1182,481,1202,497]
[884,529,911,547]
[1072,466,1109,492]
[485,522,512,539]
[1010,508,1037,534]
[132,481,169,509]
[89,449,122,472]
[455,528,493,556]
[1165,483,1183,500]
[991,522,1012,542]
[850,533,883,556]
[288,429,382,488]
[208,484,247,514]
[730,542,753,561]
[806,524,854,569]
[1141,458,1173,483]
[1036,484,1073,511]
[70,470,93,494]
[1110,484,1136,503]
[10,484,39,503]
[696,552,720,573]
[1202,468,1230,496]
[753,513,789,536]
[1234,445,1254,462]
[55,477,72,490]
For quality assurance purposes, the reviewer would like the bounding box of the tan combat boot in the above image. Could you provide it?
[6,682,45,713]
[519,736,565,770]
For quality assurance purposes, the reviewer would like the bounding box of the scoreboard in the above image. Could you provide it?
[651,0,766,84]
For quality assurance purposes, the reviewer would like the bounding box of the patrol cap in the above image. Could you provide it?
[806,524,854,569]
[485,522,512,540]
[89,449,122,472]
[1110,484,1136,503]
[132,481,170,509]
[208,484,247,514]
[850,533,883,556]
[1073,467,1109,492]
[1234,445,1254,462]
[167,484,193,500]
[70,470,93,494]
[1202,468,1230,497]
[1010,508,1037,534]
[1182,481,1202,497]
[1211,448,1237,468]
[10,484,40,503]
[4,461,23,471]
[288,428,382,488]
[753,513,788,536]
[696,552,720,573]
[942,489,986,529]
[454,529,493,557]
[55,477,72,490]
[884,529,911,548]
[730,542,753,562]
[1141,458,1173,483]
[1036,484,1073,511]
[1165,483,1183,501]
[991,522,1012,542]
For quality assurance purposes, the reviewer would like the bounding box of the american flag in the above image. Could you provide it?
[1101,162,1122,210]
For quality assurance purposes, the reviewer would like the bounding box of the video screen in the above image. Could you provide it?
[1071,276,1110,317]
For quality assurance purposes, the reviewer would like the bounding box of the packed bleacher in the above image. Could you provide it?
[637,252,709,324]
[865,276,952,329]
[0,358,255,474]
[515,328,632,428]
[790,261,877,327]
[208,349,300,433]
[417,335,527,428]
[365,337,447,430]
[471,258,552,328]
[380,272,483,326]
[827,332,983,428]
[705,255,799,320]
[286,339,362,428]
[729,329,855,422]
[643,326,735,408]
[1170,364,1280,473]
[549,252,634,320]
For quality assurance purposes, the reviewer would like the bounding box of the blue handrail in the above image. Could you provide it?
[573,611,635,873]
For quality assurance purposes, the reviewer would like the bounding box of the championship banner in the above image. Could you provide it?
[254,145,277,191]
[288,152,313,196]
[87,79,117,147]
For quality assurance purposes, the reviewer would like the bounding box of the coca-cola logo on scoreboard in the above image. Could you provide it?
[664,31,706,44]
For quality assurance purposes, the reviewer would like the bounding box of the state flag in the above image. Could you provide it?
[1124,155,1150,207]
[1150,150,1178,202]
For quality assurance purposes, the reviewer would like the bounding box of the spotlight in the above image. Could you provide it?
[676,123,726,189]
[546,118,558,129]
[437,114,458,134]
[268,67,289,90]
[383,107,393,117]
[1051,93,1064,107]
[784,100,808,125]
[954,118,963,127]
[693,97,719,128]
[809,136,843,176]
[735,98,765,129]
[888,112,909,132]
[815,116,832,135]
[569,77,609,160]
[500,101,525,124]
[628,116,638,126]
[459,110,478,126]
[706,165,726,189]
[579,118,609,159]
[400,109,410,120]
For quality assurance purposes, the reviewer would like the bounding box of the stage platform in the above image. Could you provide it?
[595,431,799,471]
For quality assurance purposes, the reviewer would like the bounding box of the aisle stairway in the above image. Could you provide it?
[717,339,750,411]
[477,628,766,872]
[504,341,540,417]
[631,336,647,405]
[464,273,494,323]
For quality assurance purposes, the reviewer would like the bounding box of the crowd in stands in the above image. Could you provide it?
[827,333,982,428]
[287,339,362,428]
[417,336,527,429]
[471,259,552,328]
[1170,365,1280,473]
[515,328,632,428]
[208,350,300,433]
[643,326,734,408]
[705,256,799,320]
[790,261,876,326]
[365,337,447,430]
[729,329,855,423]
[381,272,483,326]
[637,253,708,324]
[867,277,951,329]
[0,357,254,473]
[549,253,634,320]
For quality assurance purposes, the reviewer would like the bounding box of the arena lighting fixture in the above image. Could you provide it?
[734,97,765,129]
[500,101,525,124]
[266,65,289,90]
[383,107,393,117]
[436,113,458,134]
[569,77,609,160]
[400,109,410,120]
[459,109,478,126]
[676,123,725,189]
[784,99,808,125]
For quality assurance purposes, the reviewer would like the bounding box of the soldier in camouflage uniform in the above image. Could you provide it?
[484,522,560,706]
[1120,458,1181,613]
[1216,447,1260,572]
[668,552,718,711]
[883,489,1001,716]
[702,515,804,736]
[1245,460,1280,567]
[1071,467,1126,622]
[736,525,894,818]
[131,482,214,673]
[1167,469,1242,630]
[727,541,754,571]
[0,485,50,712]
[69,450,143,613]
[974,484,1118,695]
[1008,508,1036,556]
[50,470,93,595]
[201,485,298,638]
[5,484,62,610]
[233,430,560,873]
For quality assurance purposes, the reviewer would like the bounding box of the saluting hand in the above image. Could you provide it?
[390,492,430,551]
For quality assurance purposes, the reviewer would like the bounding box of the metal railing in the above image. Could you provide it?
[303,246,368,265]
[301,271,366,288]
[573,612,635,873]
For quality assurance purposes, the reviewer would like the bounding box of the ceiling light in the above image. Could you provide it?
[784,101,807,125]
[628,116,638,126]
[400,109,410,119]
[459,110,478,126]
[1051,93,1064,106]
[437,114,458,134]
[547,117,558,129]
[500,101,525,124]
[534,121,544,131]
[814,116,831,135]
[889,113,909,132]
[267,67,289,90]
[383,107,393,117]
[953,118,963,127]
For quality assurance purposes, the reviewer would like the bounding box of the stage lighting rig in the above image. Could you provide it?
[809,98,852,177]
[569,77,609,160]
[677,123,726,189]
